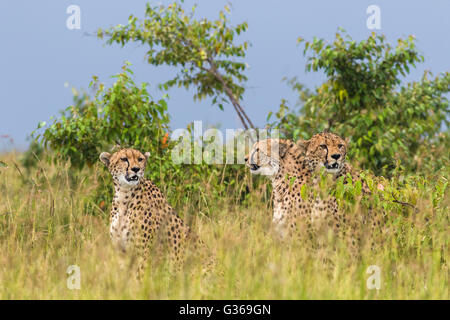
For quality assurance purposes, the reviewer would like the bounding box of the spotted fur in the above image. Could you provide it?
[100,148,211,276]
[245,132,370,242]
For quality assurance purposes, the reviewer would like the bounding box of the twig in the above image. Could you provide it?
[390,192,416,210]
[207,59,255,130]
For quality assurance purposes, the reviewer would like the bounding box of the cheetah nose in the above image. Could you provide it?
[131,167,140,173]
[331,154,341,160]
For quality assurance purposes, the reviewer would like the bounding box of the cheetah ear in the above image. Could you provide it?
[344,136,350,146]
[144,152,150,160]
[99,152,111,166]
[275,140,291,158]
[296,138,310,154]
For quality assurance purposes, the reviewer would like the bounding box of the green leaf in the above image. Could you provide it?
[37,121,46,129]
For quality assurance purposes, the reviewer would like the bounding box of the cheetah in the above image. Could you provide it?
[245,132,370,241]
[100,148,211,276]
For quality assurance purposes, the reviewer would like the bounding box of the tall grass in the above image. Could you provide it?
[0,152,447,299]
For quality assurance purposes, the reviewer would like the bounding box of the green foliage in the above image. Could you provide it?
[20,140,44,172]
[5,3,449,299]
[30,62,258,215]
[33,62,170,169]
[97,1,254,128]
[270,31,449,175]
[0,150,447,298]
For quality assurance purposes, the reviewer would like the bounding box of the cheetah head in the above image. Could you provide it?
[298,132,347,174]
[99,148,150,187]
[244,139,293,177]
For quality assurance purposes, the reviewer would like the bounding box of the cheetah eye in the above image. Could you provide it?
[120,157,128,162]
[138,157,144,162]
[338,144,344,149]
[320,144,327,149]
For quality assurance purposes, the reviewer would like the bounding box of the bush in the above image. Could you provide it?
[269,31,449,176]
[30,62,261,216]
[32,62,170,170]
[97,2,254,129]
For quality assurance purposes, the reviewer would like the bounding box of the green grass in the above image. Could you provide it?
[0,152,448,299]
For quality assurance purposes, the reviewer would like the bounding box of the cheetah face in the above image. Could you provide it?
[245,139,290,177]
[99,148,150,188]
[300,132,347,174]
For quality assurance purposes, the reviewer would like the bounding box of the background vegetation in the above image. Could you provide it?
[0,150,447,299]
[268,31,449,176]
[0,2,448,299]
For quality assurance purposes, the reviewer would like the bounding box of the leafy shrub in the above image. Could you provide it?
[20,140,44,172]
[30,62,261,216]
[269,31,449,176]
[97,2,254,129]
[33,62,170,170]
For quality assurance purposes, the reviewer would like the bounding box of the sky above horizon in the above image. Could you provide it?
[0,0,449,150]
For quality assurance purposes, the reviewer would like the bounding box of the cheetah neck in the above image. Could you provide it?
[271,152,308,202]
[334,163,349,179]
[111,181,144,221]
[270,155,304,225]
[110,182,142,252]
[113,182,139,202]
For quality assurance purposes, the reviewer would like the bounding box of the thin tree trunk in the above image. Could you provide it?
[207,60,255,130]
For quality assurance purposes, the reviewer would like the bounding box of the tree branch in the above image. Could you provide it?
[207,59,255,130]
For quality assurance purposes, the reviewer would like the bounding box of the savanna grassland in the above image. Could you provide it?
[0,150,447,299]
[1,1,449,301]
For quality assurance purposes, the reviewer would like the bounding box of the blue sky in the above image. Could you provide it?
[0,0,449,150]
